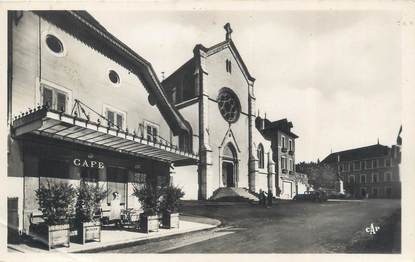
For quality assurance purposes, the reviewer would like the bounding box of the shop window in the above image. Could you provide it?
[257,143,265,169]
[42,84,69,113]
[107,167,128,205]
[39,159,70,182]
[145,122,159,143]
[157,176,169,187]
[104,106,125,130]
[80,167,99,183]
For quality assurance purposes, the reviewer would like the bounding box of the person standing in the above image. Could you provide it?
[259,189,266,206]
[267,190,273,207]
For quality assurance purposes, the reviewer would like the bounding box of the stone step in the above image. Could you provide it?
[211,187,258,201]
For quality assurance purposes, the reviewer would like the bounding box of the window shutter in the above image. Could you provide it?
[43,87,53,108]
[153,127,158,142]
[116,113,123,129]
[57,92,66,112]
[107,111,115,126]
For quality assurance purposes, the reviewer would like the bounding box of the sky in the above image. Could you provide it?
[90,10,402,163]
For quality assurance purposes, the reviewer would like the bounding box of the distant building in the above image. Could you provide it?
[256,118,299,199]
[321,133,402,198]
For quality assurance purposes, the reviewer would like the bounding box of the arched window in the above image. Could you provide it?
[257,143,265,169]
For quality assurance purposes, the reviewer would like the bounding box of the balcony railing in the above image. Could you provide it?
[288,150,294,155]
[281,147,288,153]
[282,169,288,174]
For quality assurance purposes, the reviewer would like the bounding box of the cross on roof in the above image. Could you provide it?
[224,23,233,40]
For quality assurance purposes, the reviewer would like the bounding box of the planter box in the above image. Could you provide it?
[38,224,70,250]
[162,212,179,229]
[78,221,101,244]
[139,214,159,233]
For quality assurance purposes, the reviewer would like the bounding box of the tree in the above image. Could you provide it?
[296,161,337,190]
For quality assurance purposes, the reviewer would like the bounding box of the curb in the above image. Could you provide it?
[74,223,220,253]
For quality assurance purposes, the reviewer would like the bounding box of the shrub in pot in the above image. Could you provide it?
[75,182,107,244]
[160,185,185,229]
[35,180,76,250]
[132,183,162,233]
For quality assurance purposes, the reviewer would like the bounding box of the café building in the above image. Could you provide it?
[7,11,197,236]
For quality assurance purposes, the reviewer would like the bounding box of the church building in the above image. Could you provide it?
[162,24,298,200]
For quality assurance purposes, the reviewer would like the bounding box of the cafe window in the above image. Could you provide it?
[145,121,159,143]
[41,84,70,113]
[107,167,128,205]
[104,105,126,130]
[80,167,99,183]
[39,159,70,185]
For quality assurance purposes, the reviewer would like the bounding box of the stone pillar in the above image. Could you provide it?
[267,152,276,193]
[248,81,256,192]
[194,46,213,200]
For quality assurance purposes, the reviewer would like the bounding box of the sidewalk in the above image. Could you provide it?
[8,215,220,253]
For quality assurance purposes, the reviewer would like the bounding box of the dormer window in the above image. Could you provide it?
[226,59,232,74]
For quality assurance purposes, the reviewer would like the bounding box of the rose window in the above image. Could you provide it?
[217,89,241,123]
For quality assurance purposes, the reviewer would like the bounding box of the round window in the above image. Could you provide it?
[217,88,241,123]
[46,34,64,54]
[108,70,120,84]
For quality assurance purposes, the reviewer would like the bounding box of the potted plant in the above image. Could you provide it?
[160,185,185,229]
[74,182,107,244]
[132,183,162,233]
[35,180,76,250]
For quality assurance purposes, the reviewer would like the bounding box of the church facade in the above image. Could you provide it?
[163,24,297,200]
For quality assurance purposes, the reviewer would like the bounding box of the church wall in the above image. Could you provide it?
[203,47,251,197]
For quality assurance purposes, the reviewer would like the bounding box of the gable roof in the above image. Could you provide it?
[262,118,299,139]
[321,144,391,164]
[196,39,255,83]
[163,36,255,86]
[33,10,190,135]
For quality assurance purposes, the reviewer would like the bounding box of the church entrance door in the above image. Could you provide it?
[222,143,238,188]
[223,161,235,187]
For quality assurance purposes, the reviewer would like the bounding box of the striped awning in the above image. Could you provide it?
[12,106,198,165]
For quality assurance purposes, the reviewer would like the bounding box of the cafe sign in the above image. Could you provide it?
[73,158,105,169]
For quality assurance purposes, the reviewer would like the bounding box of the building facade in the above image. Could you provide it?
[321,139,401,198]
[7,11,198,235]
[162,24,298,200]
[256,118,299,199]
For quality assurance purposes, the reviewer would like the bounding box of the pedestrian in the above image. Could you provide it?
[259,189,266,206]
[267,190,273,207]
